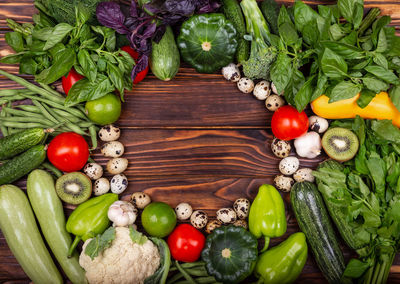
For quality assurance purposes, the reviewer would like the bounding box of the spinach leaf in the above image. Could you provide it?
[5,32,24,52]
[389,85,400,112]
[321,48,348,79]
[329,81,361,102]
[43,23,74,50]
[294,75,315,111]
[365,65,400,85]
[371,120,400,143]
[294,0,321,32]
[278,5,293,28]
[78,49,97,82]
[302,19,319,46]
[279,22,298,46]
[270,53,293,94]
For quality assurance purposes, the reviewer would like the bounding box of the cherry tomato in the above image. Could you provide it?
[47,132,89,172]
[167,224,206,262]
[271,105,309,140]
[120,46,148,84]
[62,68,84,95]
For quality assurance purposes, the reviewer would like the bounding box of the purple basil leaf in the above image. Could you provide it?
[130,0,139,18]
[131,55,148,82]
[163,0,196,15]
[196,0,221,13]
[96,2,129,34]
[153,26,166,43]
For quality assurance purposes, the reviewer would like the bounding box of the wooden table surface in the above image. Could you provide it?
[2,0,400,283]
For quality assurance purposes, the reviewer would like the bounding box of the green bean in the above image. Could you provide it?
[38,83,64,99]
[79,121,95,128]
[181,262,206,269]
[167,272,184,284]
[0,105,8,136]
[0,89,36,96]
[0,95,28,102]
[0,69,65,104]
[44,103,88,136]
[1,121,45,128]
[0,116,54,126]
[52,108,81,123]
[193,277,221,284]
[3,107,45,118]
[89,125,98,150]
[41,162,63,178]
[185,267,209,277]
[175,261,197,284]
[32,99,58,124]
[16,105,41,113]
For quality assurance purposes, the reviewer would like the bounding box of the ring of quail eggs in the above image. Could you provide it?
[190,210,208,229]
[216,208,237,224]
[175,203,193,221]
[233,198,250,220]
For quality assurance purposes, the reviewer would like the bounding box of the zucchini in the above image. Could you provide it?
[0,145,46,185]
[0,184,63,284]
[290,181,345,284]
[260,0,280,35]
[150,26,180,81]
[0,127,45,160]
[222,0,249,63]
[27,170,87,284]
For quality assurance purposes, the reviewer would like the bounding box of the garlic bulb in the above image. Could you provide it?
[294,132,322,159]
[108,201,138,227]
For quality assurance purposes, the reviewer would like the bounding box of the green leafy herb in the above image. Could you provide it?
[84,226,116,260]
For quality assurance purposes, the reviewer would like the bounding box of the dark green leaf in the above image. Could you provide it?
[97,57,107,72]
[366,152,386,200]
[105,28,116,52]
[107,62,124,99]
[321,48,348,79]
[0,52,24,64]
[386,34,400,57]
[376,29,388,53]
[338,0,363,23]
[362,77,388,93]
[294,0,321,32]
[84,227,116,260]
[271,53,293,94]
[279,22,298,46]
[19,55,37,75]
[119,51,136,67]
[320,41,365,59]
[5,32,24,52]
[371,120,400,143]
[302,20,319,46]
[78,24,93,42]
[284,69,305,106]
[389,85,400,112]
[351,58,371,70]
[357,89,375,108]
[371,16,391,46]
[362,39,374,51]
[278,5,292,28]
[78,49,97,82]
[76,4,91,25]
[344,259,370,278]
[329,24,346,41]
[373,53,388,69]
[353,3,364,29]
[340,30,357,45]
[365,65,400,84]
[294,75,315,111]
[65,74,115,106]
[43,23,74,51]
[318,5,335,24]
[129,226,148,245]
[329,81,361,102]
[311,73,328,101]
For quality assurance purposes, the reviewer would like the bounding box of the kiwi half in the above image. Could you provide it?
[322,127,359,162]
[56,172,92,205]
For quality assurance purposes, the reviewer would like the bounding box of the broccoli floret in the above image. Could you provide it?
[240,0,276,80]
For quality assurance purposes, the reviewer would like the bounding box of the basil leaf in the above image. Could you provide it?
[279,22,298,46]
[337,0,363,23]
[43,23,74,51]
[270,53,293,94]
[284,69,305,106]
[294,0,321,32]
[365,65,400,85]
[5,32,24,52]
[84,227,115,260]
[278,5,292,28]
[329,81,361,102]
[320,41,365,60]
[321,48,348,79]
[107,62,124,100]
[353,3,364,29]
[97,57,107,72]
[294,75,315,111]
[373,53,388,69]
[302,20,318,46]
[105,29,116,52]
[19,55,38,75]
[318,5,335,24]
[362,77,388,93]
[32,27,53,41]
[119,51,135,67]
[78,49,97,82]
[357,89,375,108]
[329,24,346,41]
[376,29,388,53]
[371,16,391,46]
[389,85,400,112]
[65,75,115,106]
[340,30,357,45]
[311,73,328,101]
[0,52,25,64]
[35,48,76,84]
[386,33,400,57]
[371,120,400,143]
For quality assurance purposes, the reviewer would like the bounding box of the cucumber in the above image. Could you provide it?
[150,26,180,81]
[290,182,345,284]
[27,169,87,284]
[222,0,249,63]
[0,184,63,284]
[0,128,45,160]
[0,145,46,185]
[260,0,280,35]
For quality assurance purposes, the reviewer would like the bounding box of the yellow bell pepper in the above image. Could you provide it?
[311,92,400,127]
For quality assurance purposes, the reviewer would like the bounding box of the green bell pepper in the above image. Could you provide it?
[248,184,287,251]
[254,232,308,284]
[66,193,118,257]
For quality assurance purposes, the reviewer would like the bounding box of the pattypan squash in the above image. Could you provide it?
[177,13,238,73]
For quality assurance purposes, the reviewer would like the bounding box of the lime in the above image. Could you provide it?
[142,202,177,237]
[85,93,121,125]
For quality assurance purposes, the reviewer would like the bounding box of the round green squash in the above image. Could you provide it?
[201,225,258,283]
[177,13,238,73]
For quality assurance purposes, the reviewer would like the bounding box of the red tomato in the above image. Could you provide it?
[167,224,206,262]
[47,132,89,172]
[271,105,309,140]
[120,46,148,84]
[62,68,84,95]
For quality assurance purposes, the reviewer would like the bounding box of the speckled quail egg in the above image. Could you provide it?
[271,138,291,158]
[101,141,124,158]
[233,219,248,229]
[233,198,250,219]
[237,77,255,93]
[253,80,271,100]
[222,63,241,82]
[130,192,151,209]
[175,203,193,220]
[190,210,208,229]
[98,124,121,142]
[83,163,103,180]
[205,220,222,234]
[294,168,315,183]
[265,94,285,111]
[94,178,110,196]
[216,208,237,224]
[106,158,128,175]
[274,175,294,192]
[279,156,300,175]
[110,174,128,194]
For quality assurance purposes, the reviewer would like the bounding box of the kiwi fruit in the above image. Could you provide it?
[56,172,92,205]
[322,127,359,162]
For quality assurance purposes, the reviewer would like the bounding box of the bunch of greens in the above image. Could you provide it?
[263,0,400,112]
[0,6,134,106]
[96,0,219,82]
[313,117,400,284]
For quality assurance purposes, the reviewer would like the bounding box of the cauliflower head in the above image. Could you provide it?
[79,227,160,284]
